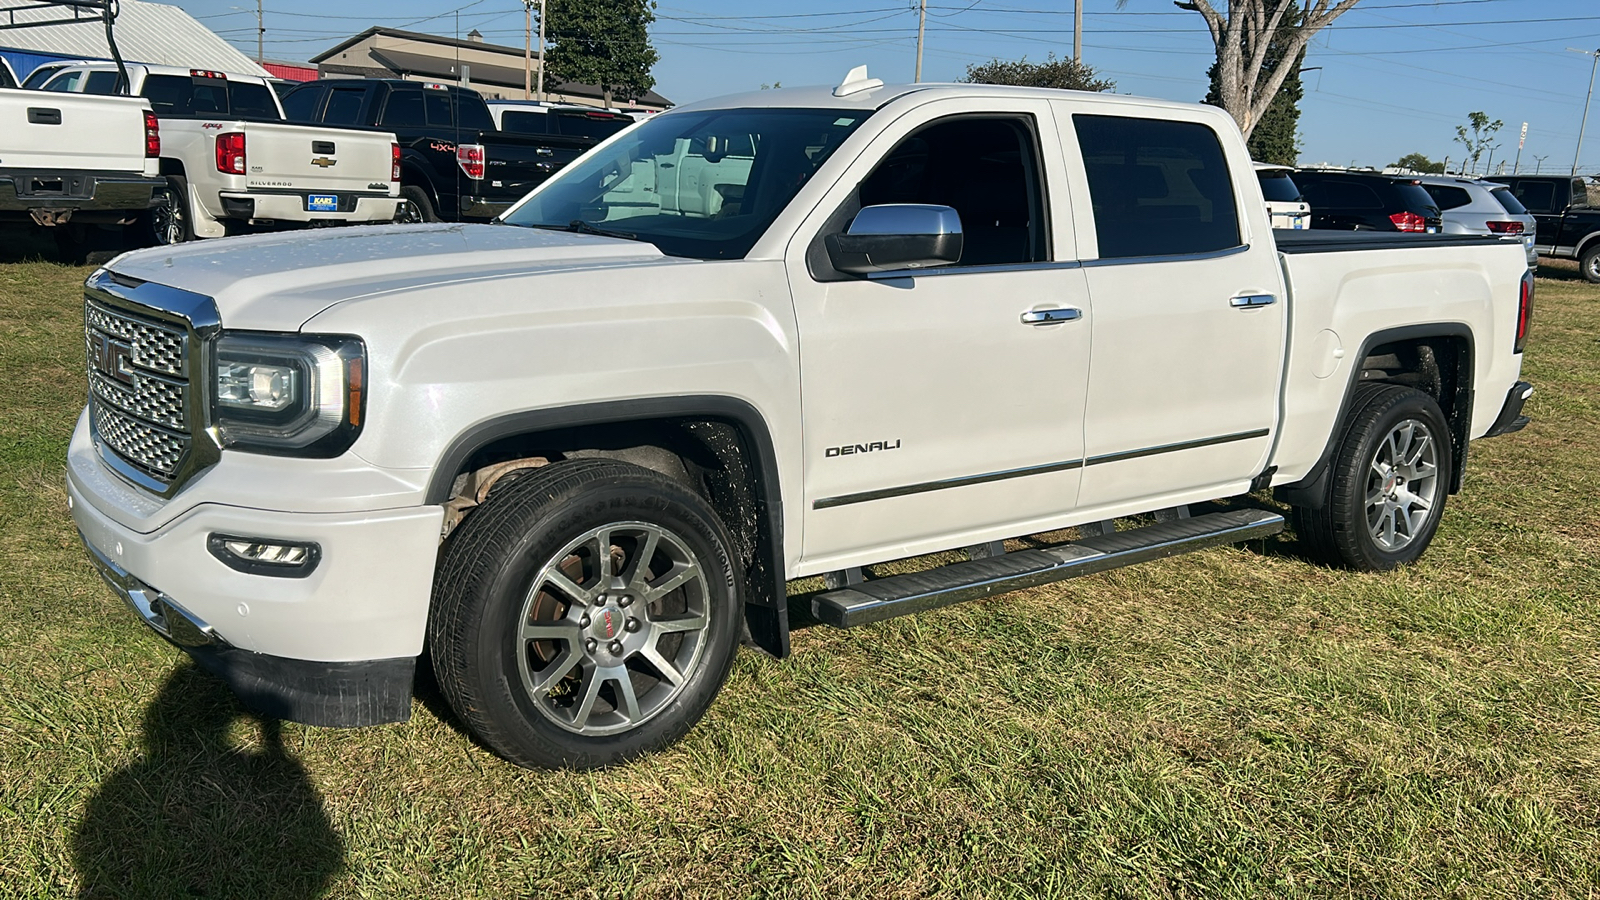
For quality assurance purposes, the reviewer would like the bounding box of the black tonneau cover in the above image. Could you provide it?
[1274,230,1509,254]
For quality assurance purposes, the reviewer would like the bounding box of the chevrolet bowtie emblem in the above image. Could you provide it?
[311,157,337,168]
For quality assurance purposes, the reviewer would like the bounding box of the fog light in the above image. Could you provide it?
[208,534,321,578]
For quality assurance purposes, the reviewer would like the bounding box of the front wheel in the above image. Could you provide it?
[1580,244,1600,284]
[429,459,742,769]
[1293,384,1452,571]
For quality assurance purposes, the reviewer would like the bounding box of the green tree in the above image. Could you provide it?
[959,53,1114,92]
[1390,152,1445,174]
[544,0,659,108]
[1453,111,1503,175]
[1204,1,1303,165]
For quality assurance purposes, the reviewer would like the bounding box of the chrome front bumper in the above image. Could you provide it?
[80,530,223,650]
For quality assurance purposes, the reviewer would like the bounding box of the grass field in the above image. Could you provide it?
[1,246,1597,899]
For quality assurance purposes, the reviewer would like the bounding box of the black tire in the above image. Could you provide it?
[143,176,192,246]
[429,459,742,770]
[1580,244,1600,284]
[397,184,440,223]
[1292,384,1453,571]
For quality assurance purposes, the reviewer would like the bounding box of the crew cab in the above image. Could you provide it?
[281,79,577,223]
[69,71,1535,772]
[40,62,403,242]
[1,66,164,258]
[1496,175,1600,282]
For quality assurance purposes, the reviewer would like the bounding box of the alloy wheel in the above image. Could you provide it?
[1364,419,1440,552]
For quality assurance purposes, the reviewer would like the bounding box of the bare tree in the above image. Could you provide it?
[1124,0,1361,139]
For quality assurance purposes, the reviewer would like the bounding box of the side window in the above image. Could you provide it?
[1513,181,1557,213]
[83,71,119,94]
[229,82,279,120]
[500,110,549,134]
[380,90,426,128]
[1298,180,1382,210]
[1074,114,1241,259]
[458,95,495,133]
[323,87,366,126]
[1572,180,1590,209]
[424,91,454,127]
[1424,185,1472,211]
[855,116,1048,267]
[42,71,85,93]
[280,86,321,122]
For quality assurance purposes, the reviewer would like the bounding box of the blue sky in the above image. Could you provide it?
[179,0,1600,174]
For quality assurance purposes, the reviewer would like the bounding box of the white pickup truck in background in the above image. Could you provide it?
[1,64,164,260]
[41,62,402,242]
[69,71,1535,771]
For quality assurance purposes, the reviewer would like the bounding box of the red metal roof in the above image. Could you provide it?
[262,62,316,82]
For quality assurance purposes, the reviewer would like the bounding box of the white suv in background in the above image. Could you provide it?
[1253,163,1310,229]
[1416,175,1537,266]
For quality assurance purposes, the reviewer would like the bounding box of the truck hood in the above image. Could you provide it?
[105,223,669,331]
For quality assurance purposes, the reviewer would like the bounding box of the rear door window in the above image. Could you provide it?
[323,86,367,126]
[1513,180,1558,213]
[1074,114,1241,259]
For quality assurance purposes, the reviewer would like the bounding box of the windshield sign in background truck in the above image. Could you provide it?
[40,62,403,243]
[69,69,1535,771]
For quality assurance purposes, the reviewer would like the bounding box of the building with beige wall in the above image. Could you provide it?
[311,27,670,112]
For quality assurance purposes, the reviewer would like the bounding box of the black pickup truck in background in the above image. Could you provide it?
[1497,175,1600,283]
[280,78,581,222]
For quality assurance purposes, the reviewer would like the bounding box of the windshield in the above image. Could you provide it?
[1256,170,1303,203]
[503,107,872,260]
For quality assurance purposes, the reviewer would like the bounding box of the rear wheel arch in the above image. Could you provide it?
[426,397,791,659]
[1277,324,1474,508]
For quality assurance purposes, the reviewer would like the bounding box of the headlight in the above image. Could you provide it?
[212,332,365,456]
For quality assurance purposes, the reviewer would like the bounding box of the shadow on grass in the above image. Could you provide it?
[73,663,345,899]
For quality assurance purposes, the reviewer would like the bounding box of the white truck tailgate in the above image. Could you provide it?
[243,121,395,195]
[1,90,151,172]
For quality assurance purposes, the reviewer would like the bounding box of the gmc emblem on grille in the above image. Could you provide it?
[93,334,136,386]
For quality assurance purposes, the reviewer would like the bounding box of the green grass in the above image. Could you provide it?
[2,253,1598,898]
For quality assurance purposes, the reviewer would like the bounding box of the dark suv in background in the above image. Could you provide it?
[1496,175,1600,282]
[1291,170,1443,233]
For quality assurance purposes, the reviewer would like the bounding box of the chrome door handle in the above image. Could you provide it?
[1021,308,1082,325]
[1230,294,1276,308]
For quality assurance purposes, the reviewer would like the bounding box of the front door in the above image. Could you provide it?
[785,102,1093,570]
[1058,108,1287,513]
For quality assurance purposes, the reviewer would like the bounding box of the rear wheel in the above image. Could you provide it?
[145,176,192,246]
[1580,244,1600,284]
[1292,384,1452,571]
[396,185,439,223]
[429,459,742,769]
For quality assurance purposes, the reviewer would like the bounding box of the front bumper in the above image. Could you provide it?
[69,418,444,726]
[218,191,403,225]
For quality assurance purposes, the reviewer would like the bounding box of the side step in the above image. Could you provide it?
[812,508,1284,628]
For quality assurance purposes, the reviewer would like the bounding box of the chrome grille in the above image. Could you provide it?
[85,299,192,481]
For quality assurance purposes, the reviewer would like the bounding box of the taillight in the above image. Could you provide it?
[143,111,160,158]
[391,143,401,182]
[456,143,485,180]
[1515,268,1533,354]
[215,132,246,175]
[1486,221,1525,234]
[1389,211,1427,233]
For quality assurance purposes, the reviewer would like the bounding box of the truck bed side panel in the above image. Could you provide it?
[1272,237,1526,484]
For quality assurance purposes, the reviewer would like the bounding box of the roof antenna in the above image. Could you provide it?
[833,65,883,98]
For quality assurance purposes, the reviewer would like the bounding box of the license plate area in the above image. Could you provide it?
[307,194,339,212]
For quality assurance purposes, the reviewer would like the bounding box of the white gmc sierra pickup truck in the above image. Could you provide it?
[69,72,1536,770]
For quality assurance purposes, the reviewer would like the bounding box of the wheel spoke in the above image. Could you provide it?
[522,621,580,642]
[640,642,684,686]
[542,568,594,606]
[615,673,642,721]
[653,613,707,635]
[623,527,661,591]
[1405,433,1432,468]
[645,562,700,602]
[525,650,581,696]
[570,670,606,729]
[593,530,616,585]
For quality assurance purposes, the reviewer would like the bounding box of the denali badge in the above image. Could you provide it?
[826,439,901,458]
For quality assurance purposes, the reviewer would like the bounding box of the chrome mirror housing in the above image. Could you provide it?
[825,203,964,275]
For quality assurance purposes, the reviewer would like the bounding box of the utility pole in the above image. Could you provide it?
[524,0,534,100]
[914,0,926,82]
[1074,0,1082,63]
[1569,47,1600,176]
[536,0,547,101]
[255,0,263,62]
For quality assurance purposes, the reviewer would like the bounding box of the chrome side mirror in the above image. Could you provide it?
[825,203,963,275]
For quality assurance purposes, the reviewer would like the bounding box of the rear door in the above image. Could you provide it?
[1059,107,1286,513]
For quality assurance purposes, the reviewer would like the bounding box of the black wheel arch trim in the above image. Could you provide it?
[1276,322,1475,509]
[425,396,792,658]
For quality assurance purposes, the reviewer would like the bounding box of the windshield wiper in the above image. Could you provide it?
[565,219,639,241]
